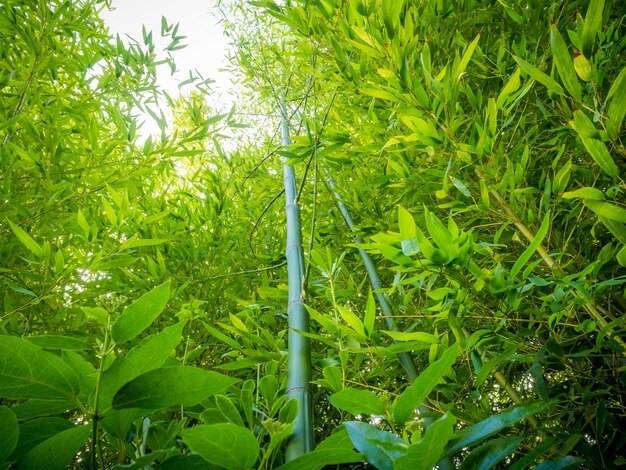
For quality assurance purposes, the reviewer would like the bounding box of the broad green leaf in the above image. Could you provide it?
[534,456,585,470]
[513,55,564,95]
[275,448,362,470]
[158,455,212,470]
[11,399,77,420]
[8,221,43,258]
[25,335,89,351]
[394,343,461,424]
[9,417,73,459]
[0,335,79,400]
[580,137,619,178]
[584,199,626,223]
[337,305,365,337]
[561,187,605,200]
[581,0,604,57]
[550,26,582,101]
[330,388,385,415]
[19,425,90,470]
[511,211,550,278]
[112,366,238,410]
[617,245,626,267]
[0,405,18,462]
[215,394,244,427]
[344,421,406,470]
[394,413,456,470]
[111,281,171,344]
[398,206,417,239]
[181,423,259,470]
[443,402,547,457]
[99,320,186,411]
[459,436,523,470]
[381,330,439,344]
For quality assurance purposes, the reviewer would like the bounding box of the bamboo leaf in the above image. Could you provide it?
[337,305,365,337]
[394,413,456,470]
[112,366,238,410]
[581,0,604,57]
[561,187,605,200]
[584,199,626,223]
[394,343,461,424]
[364,288,376,337]
[8,221,43,258]
[330,388,385,415]
[381,330,439,344]
[607,64,626,130]
[344,421,406,470]
[181,423,259,470]
[511,211,551,278]
[550,26,582,101]
[459,436,523,470]
[456,34,480,80]
[580,137,619,178]
[534,456,585,470]
[513,55,564,95]
[111,281,170,344]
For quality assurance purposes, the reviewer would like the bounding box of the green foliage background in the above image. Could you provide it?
[0,0,624,468]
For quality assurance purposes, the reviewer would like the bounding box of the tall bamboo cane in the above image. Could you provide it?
[280,96,314,461]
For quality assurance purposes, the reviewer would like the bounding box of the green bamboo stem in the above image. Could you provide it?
[280,96,314,461]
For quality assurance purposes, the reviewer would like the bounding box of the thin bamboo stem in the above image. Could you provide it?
[281,96,314,461]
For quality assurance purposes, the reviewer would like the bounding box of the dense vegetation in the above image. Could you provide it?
[0,0,624,468]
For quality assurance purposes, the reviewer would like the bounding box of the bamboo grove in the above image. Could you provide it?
[0,0,625,469]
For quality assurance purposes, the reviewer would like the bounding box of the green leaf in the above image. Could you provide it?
[0,406,18,462]
[111,281,171,344]
[398,206,417,239]
[607,64,626,130]
[617,245,626,267]
[394,343,461,424]
[330,388,385,415]
[534,456,585,470]
[337,305,365,337]
[158,455,212,470]
[381,330,439,344]
[584,199,626,223]
[25,335,89,351]
[112,366,238,410]
[511,211,550,278]
[215,394,244,426]
[394,413,456,470]
[581,0,604,57]
[561,187,605,200]
[275,448,362,470]
[11,399,77,420]
[513,55,564,95]
[181,423,259,470]
[459,436,523,470]
[9,417,73,459]
[364,289,376,337]
[0,335,79,400]
[344,421,406,470]
[8,221,43,258]
[550,26,582,101]
[443,402,547,457]
[19,425,90,470]
[580,137,619,178]
[455,34,480,80]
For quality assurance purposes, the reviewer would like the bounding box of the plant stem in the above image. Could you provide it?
[91,314,112,470]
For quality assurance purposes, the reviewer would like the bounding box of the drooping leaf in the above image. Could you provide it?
[584,199,626,223]
[112,366,238,410]
[18,425,90,470]
[513,55,564,95]
[25,335,89,351]
[0,335,79,400]
[181,423,259,470]
[330,388,385,415]
[0,406,18,462]
[9,417,73,460]
[111,281,171,344]
[550,26,581,101]
[8,221,43,258]
[344,421,406,470]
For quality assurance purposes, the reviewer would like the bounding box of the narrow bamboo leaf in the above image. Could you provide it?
[344,421,406,470]
[443,402,547,457]
[398,206,417,239]
[0,335,79,400]
[8,221,43,257]
[181,423,259,470]
[337,305,365,337]
[111,281,170,344]
[112,366,238,410]
[19,425,90,470]
[381,330,439,344]
[0,405,18,462]
[9,417,73,459]
[330,388,385,415]
[394,343,461,424]
[561,187,605,200]
[580,137,619,178]
[459,436,523,470]
[584,199,626,223]
[497,68,521,108]
[119,238,169,250]
[511,211,551,278]
[475,345,517,387]
[581,0,604,57]
[607,64,626,130]
[364,289,376,337]
[513,55,564,95]
[534,456,584,470]
[394,413,456,470]
[550,26,582,101]
[456,34,480,79]
[450,176,471,197]
[359,88,399,102]
[25,335,89,351]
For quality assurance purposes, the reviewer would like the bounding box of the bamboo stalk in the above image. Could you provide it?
[280,96,314,461]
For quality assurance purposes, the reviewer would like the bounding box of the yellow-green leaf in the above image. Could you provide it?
[513,55,564,96]
[550,26,582,101]
[580,137,619,179]
[9,221,43,258]
[584,199,626,223]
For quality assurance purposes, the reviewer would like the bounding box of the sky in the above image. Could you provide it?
[100,0,233,135]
